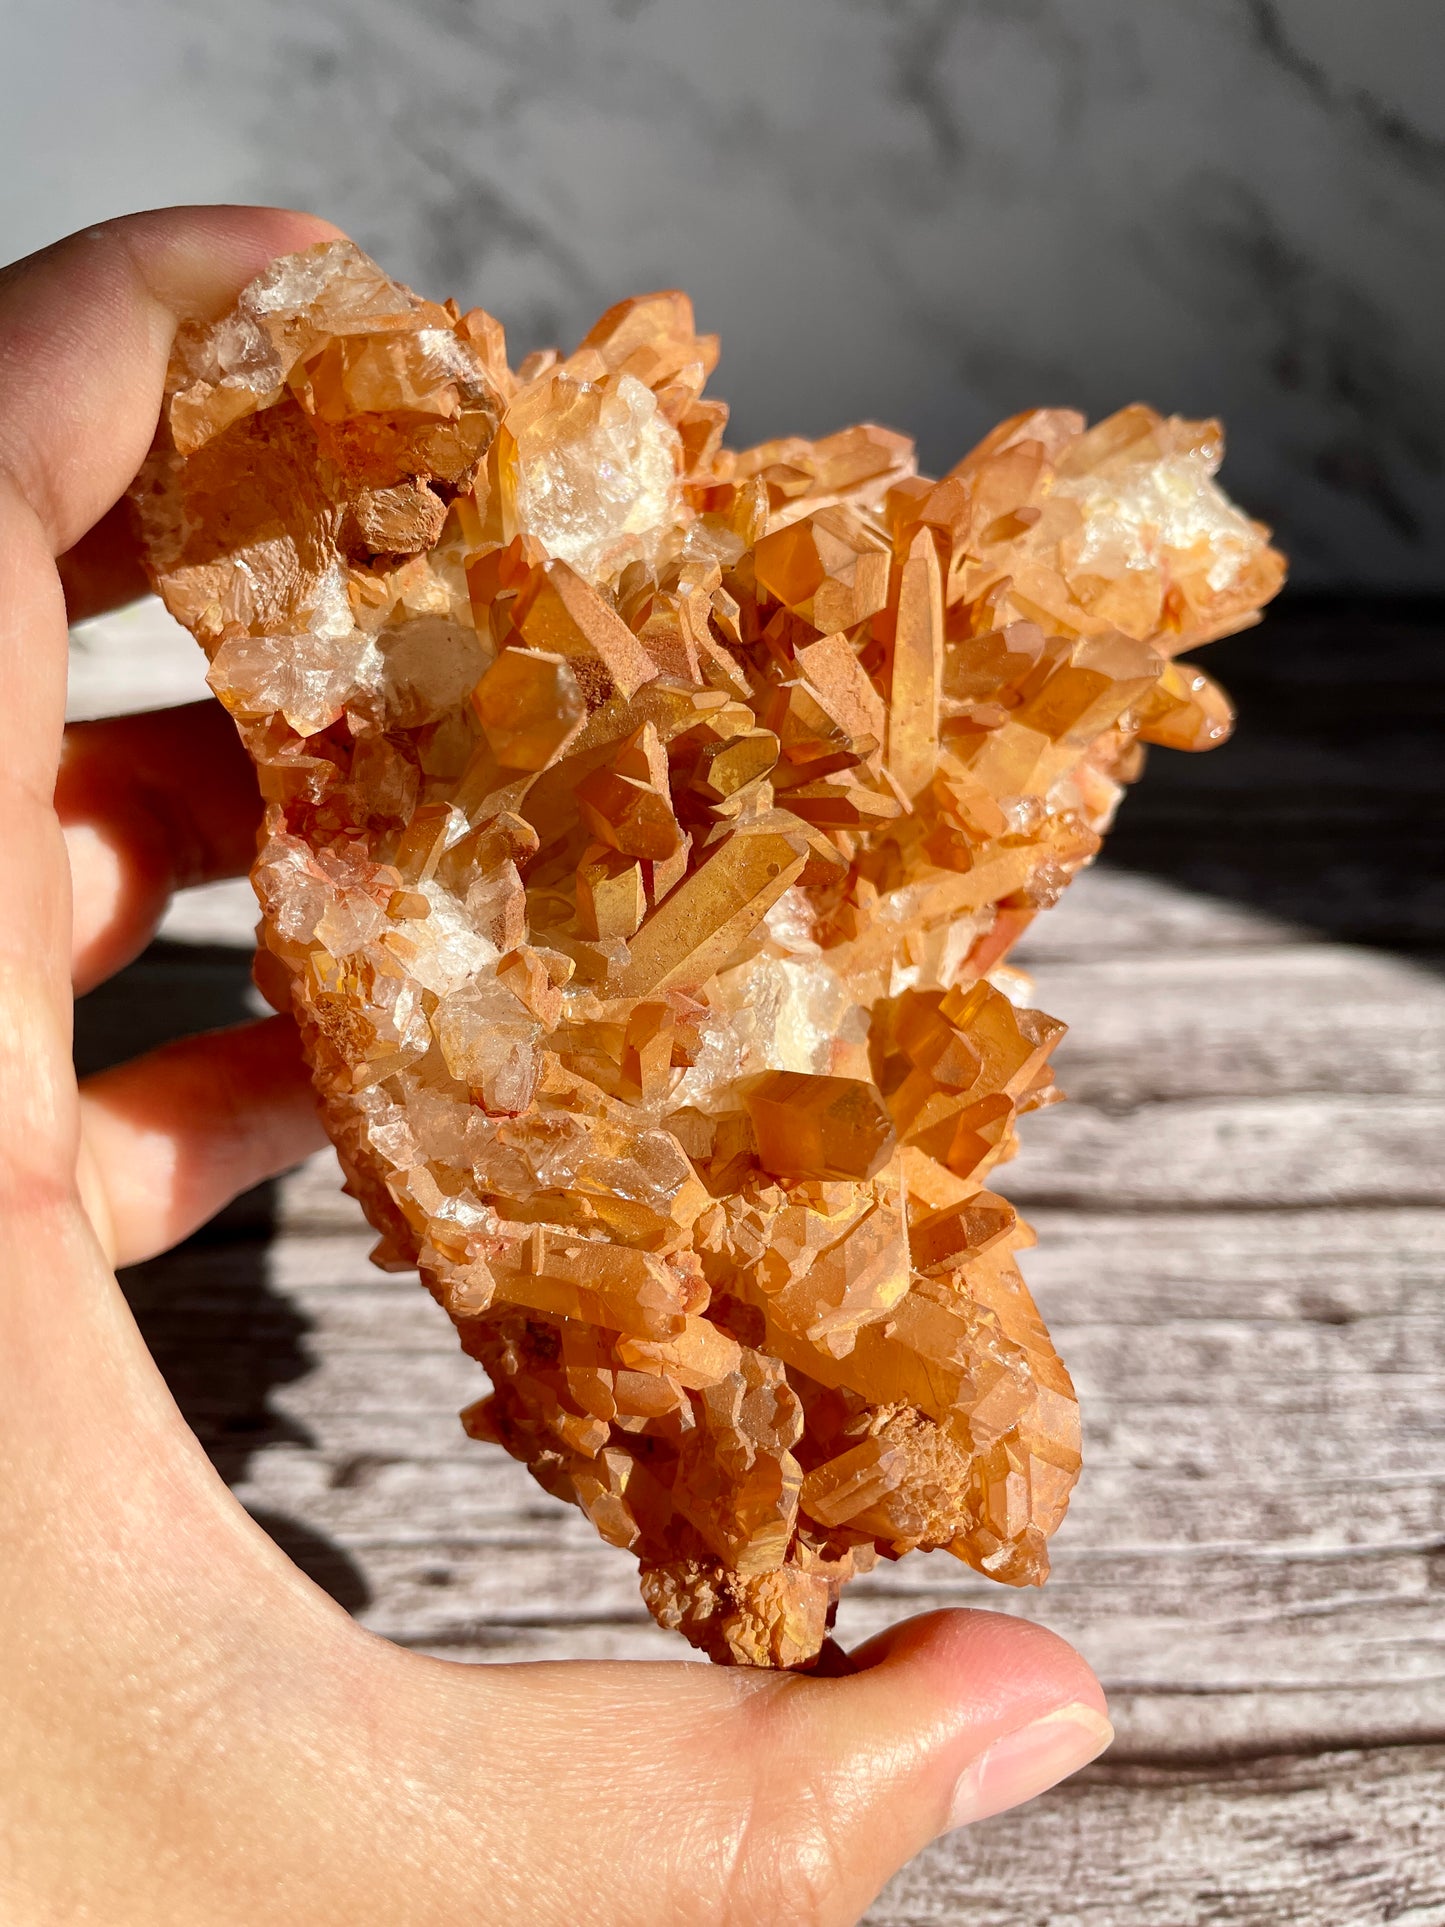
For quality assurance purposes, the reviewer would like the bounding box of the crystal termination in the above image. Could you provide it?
[135,243,1284,1666]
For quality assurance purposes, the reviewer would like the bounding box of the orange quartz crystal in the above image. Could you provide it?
[135,242,1285,1666]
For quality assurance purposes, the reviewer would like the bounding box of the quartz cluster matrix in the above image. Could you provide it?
[137,242,1284,1666]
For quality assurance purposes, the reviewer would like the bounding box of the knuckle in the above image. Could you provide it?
[706,1695,856,1927]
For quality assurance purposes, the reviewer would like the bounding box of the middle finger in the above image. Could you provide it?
[58,699,261,993]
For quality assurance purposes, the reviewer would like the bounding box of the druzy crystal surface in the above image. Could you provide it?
[135,242,1284,1666]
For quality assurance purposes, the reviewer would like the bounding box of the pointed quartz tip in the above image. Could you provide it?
[741,1071,898,1182]
[135,238,1287,1674]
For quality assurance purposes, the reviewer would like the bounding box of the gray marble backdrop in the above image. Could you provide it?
[5,0,1441,584]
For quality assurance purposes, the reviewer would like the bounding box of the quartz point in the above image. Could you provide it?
[135,241,1285,1666]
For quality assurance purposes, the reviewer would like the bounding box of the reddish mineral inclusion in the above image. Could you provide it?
[135,242,1285,1666]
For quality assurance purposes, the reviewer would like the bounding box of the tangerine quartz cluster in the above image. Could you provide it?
[135,241,1284,1666]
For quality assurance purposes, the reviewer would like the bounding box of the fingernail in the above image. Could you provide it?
[946,1702,1113,1830]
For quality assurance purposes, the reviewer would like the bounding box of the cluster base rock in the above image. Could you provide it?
[135,242,1284,1666]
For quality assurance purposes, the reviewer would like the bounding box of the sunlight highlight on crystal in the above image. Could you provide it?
[136,241,1284,1666]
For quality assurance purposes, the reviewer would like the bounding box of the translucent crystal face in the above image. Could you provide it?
[1053,411,1281,625]
[136,241,1284,1668]
[510,371,684,586]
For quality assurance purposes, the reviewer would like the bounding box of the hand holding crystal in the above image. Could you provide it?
[0,208,1112,1927]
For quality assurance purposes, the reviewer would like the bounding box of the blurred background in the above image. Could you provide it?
[4,0,1443,584]
[12,4,1444,1920]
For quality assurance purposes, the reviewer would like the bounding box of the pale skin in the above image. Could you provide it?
[0,207,1112,1927]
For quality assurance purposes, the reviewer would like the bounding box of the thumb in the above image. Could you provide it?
[309,1606,1111,1927]
[707,1608,1112,1924]
[490,1608,1109,1926]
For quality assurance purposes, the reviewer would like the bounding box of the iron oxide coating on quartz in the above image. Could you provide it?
[135,242,1284,1666]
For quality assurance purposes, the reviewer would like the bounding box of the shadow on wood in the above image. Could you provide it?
[1103,595,1445,958]
[60,591,1444,1924]
[73,944,372,1618]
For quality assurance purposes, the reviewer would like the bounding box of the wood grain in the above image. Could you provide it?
[870,1749,1445,1927]
[72,596,1445,1925]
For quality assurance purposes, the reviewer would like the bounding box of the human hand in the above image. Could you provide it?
[0,207,1111,1927]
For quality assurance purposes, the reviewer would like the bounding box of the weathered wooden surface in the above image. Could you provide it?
[880,1748,1445,1927]
[68,599,1445,1925]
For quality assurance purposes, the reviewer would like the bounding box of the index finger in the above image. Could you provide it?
[0,205,339,1186]
[0,206,343,555]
